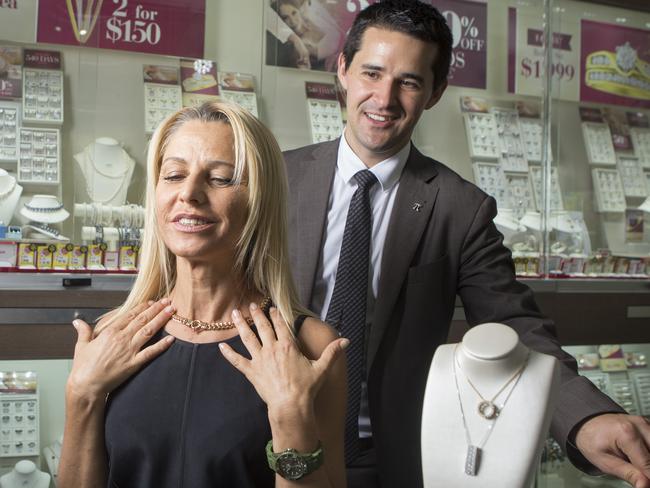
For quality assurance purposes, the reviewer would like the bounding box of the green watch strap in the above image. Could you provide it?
[266,439,324,480]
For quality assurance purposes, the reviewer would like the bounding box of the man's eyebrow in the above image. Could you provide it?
[359,63,425,83]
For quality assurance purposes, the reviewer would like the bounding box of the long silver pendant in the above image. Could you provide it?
[465,445,481,476]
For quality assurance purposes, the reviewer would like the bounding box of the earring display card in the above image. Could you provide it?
[491,108,528,173]
[530,166,564,210]
[22,68,64,125]
[592,168,626,212]
[609,379,640,416]
[472,161,508,210]
[144,83,182,134]
[630,127,650,169]
[218,72,259,118]
[633,373,650,416]
[617,156,647,198]
[307,99,343,144]
[0,102,20,163]
[582,122,617,166]
[463,112,500,160]
[0,394,39,458]
[504,172,535,213]
[520,118,543,163]
[18,128,60,185]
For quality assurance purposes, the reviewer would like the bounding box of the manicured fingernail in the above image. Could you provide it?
[160,298,170,305]
[232,309,241,319]
[250,302,258,310]
[147,300,154,306]
[218,343,226,351]
[166,336,175,343]
[164,305,174,314]
[341,338,350,349]
[72,320,80,328]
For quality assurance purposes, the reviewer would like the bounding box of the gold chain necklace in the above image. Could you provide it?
[171,296,271,331]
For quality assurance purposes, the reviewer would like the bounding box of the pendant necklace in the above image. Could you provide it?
[83,145,132,204]
[452,344,529,476]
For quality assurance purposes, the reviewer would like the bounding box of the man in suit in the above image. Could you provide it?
[284,1,650,487]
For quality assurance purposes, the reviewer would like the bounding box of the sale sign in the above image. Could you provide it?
[37,0,205,58]
[581,20,650,108]
[508,7,580,101]
[437,0,487,89]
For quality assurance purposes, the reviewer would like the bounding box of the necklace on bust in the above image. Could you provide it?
[0,176,16,200]
[452,344,529,476]
[172,296,272,331]
[82,145,132,204]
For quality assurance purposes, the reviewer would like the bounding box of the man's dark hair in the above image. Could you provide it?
[342,0,453,91]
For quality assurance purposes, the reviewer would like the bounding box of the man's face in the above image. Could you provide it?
[338,27,446,166]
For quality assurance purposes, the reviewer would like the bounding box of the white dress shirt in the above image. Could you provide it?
[310,132,411,439]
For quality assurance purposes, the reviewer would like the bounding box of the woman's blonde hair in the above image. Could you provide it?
[112,101,309,330]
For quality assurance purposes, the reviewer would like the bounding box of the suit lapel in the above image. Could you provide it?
[292,140,338,306]
[367,147,440,371]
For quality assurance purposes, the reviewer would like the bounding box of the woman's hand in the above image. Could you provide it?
[219,304,348,416]
[67,299,176,401]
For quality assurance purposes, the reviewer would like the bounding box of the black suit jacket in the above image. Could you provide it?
[284,140,623,487]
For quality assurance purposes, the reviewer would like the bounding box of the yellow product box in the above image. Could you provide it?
[17,243,37,269]
[119,245,138,270]
[36,244,56,270]
[69,245,88,270]
[53,243,74,270]
[87,243,106,269]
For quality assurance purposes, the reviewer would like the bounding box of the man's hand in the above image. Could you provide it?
[576,413,650,488]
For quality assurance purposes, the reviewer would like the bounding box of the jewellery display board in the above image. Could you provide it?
[463,112,500,160]
[0,394,39,458]
[491,108,528,173]
[582,122,617,166]
[520,118,543,163]
[617,156,648,198]
[17,128,60,185]
[306,100,343,144]
[22,69,64,125]
[217,72,259,118]
[0,102,20,164]
[630,127,650,170]
[530,166,564,211]
[472,161,508,210]
[633,373,650,416]
[609,379,640,416]
[592,168,626,213]
[144,83,182,134]
[504,172,535,215]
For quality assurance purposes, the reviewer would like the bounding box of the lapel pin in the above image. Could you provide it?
[412,202,422,212]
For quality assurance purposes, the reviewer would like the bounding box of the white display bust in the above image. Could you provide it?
[0,169,23,226]
[74,137,135,206]
[0,460,50,488]
[421,323,560,488]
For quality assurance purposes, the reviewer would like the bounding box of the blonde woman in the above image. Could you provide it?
[58,102,348,488]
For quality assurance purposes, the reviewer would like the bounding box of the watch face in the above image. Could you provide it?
[277,452,308,480]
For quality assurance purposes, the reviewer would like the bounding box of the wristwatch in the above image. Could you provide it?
[265,440,324,480]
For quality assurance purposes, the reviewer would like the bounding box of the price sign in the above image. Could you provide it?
[37,0,205,58]
[507,7,580,101]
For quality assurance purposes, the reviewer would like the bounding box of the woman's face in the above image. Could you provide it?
[279,4,304,35]
[156,120,248,263]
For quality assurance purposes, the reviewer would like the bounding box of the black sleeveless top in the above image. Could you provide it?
[104,315,308,488]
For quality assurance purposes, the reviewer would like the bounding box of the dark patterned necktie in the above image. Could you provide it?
[326,169,378,464]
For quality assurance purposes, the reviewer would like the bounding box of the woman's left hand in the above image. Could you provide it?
[219,304,348,414]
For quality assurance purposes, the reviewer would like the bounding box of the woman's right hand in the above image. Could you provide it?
[66,299,176,401]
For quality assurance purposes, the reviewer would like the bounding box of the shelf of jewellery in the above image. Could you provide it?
[616,155,647,198]
[529,166,564,211]
[0,392,39,459]
[22,68,64,126]
[17,128,60,186]
[591,168,627,213]
[0,102,20,164]
[73,203,145,229]
[582,122,617,166]
[144,83,183,134]
[490,108,529,173]
[463,112,501,160]
[630,127,650,169]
